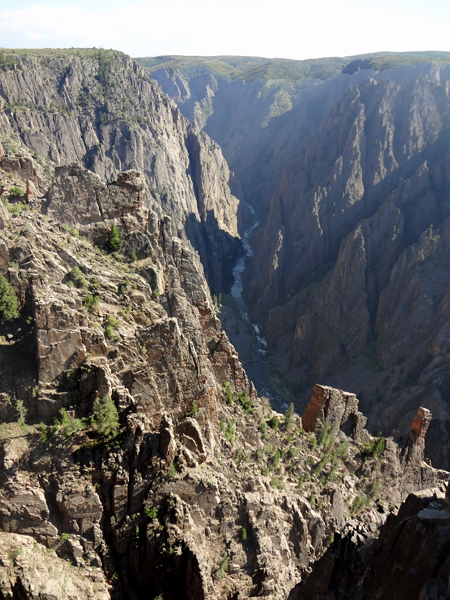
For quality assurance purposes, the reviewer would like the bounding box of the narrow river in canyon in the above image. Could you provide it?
[226,208,291,412]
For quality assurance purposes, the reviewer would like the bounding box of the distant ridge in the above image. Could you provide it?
[136,51,450,82]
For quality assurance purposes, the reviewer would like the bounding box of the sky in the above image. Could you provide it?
[0,0,449,60]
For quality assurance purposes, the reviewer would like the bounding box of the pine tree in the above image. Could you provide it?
[285,402,294,430]
[93,395,119,437]
[108,223,120,251]
[0,274,19,323]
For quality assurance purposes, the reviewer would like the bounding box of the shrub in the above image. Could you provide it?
[268,415,279,431]
[361,435,386,460]
[144,506,158,519]
[105,325,113,338]
[223,381,233,405]
[272,449,282,467]
[285,403,294,430]
[241,527,247,541]
[225,421,235,444]
[106,314,120,329]
[59,408,85,437]
[238,392,253,416]
[366,480,380,499]
[60,532,68,541]
[350,496,364,515]
[38,422,48,445]
[16,399,26,428]
[83,294,99,311]
[108,223,120,251]
[68,266,86,288]
[288,447,298,460]
[0,274,19,323]
[9,186,25,198]
[131,251,137,262]
[191,400,198,417]
[168,461,176,478]
[152,289,159,299]
[317,418,337,452]
[270,476,286,490]
[217,554,229,577]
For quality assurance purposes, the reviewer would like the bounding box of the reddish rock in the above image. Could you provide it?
[302,384,367,440]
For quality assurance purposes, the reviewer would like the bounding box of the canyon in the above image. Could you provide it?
[0,48,449,599]
[143,53,450,471]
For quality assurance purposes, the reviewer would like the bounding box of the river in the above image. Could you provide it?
[228,208,290,412]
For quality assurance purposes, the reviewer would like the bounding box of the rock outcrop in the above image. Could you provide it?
[302,385,367,441]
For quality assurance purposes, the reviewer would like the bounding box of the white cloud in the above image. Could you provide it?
[0,1,449,59]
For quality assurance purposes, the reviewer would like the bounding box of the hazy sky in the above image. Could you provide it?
[1,0,449,59]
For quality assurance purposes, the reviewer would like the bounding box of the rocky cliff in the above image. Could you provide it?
[0,151,446,598]
[244,65,450,469]
[0,48,242,294]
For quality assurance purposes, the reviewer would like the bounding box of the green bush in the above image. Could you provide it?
[144,506,158,519]
[59,408,85,437]
[317,418,337,452]
[361,435,386,460]
[108,223,120,251]
[225,421,235,443]
[270,476,286,490]
[9,186,25,198]
[223,381,233,405]
[238,391,253,416]
[16,399,26,428]
[68,266,86,288]
[0,274,19,323]
[350,495,365,515]
[217,554,229,577]
[285,403,294,430]
[168,461,177,478]
[38,422,48,445]
[93,395,119,437]
[83,294,99,311]
[272,449,282,467]
[268,415,279,431]
[241,527,247,541]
